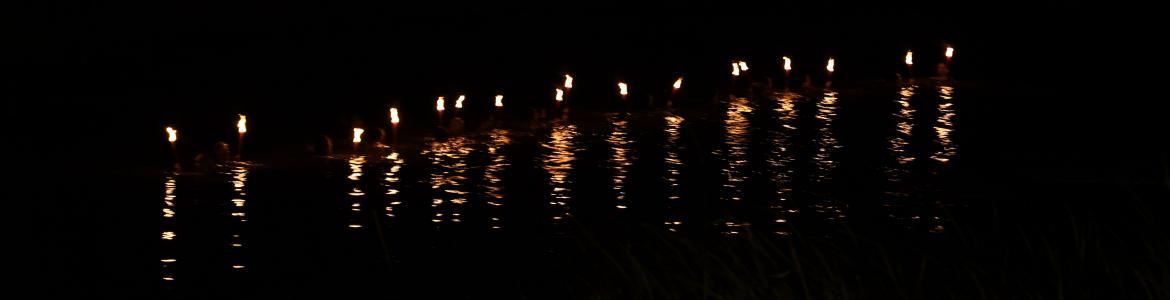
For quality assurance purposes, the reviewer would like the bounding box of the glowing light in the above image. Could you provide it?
[905,50,914,66]
[436,97,445,111]
[732,62,741,76]
[672,77,683,90]
[166,127,177,142]
[738,61,749,71]
[236,115,247,134]
[555,88,564,101]
[617,82,628,96]
[783,56,792,71]
[455,95,464,109]
[945,47,954,59]
[494,95,504,107]
[826,58,835,73]
[389,108,400,124]
[563,74,573,89]
[353,128,364,144]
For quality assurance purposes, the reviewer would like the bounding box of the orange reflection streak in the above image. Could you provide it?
[607,117,631,208]
[384,150,404,218]
[347,155,366,229]
[484,129,510,230]
[542,124,577,222]
[718,96,752,235]
[664,115,684,232]
[771,93,799,233]
[161,174,178,282]
[932,85,956,164]
[427,137,471,225]
[814,90,844,221]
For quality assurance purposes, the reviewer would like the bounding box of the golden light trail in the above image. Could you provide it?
[617,82,628,96]
[555,88,564,101]
[166,127,178,142]
[494,95,504,107]
[905,50,914,66]
[436,97,446,112]
[783,56,792,72]
[672,77,683,90]
[389,108,400,124]
[563,74,573,90]
[455,95,465,109]
[738,61,749,71]
[732,62,741,76]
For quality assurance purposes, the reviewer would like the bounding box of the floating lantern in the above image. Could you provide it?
[555,88,564,102]
[731,62,740,76]
[389,108,400,124]
[455,95,464,109]
[945,46,954,62]
[166,127,178,143]
[826,58,835,74]
[905,50,914,66]
[436,97,445,112]
[672,77,683,90]
[738,61,749,71]
[494,95,504,108]
[352,128,364,150]
[618,82,628,96]
[236,114,247,159]
[563,75,573,90]
[782,56,792,72]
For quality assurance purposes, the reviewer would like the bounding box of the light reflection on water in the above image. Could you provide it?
[347,156,366,229]
[161,174,177,282]
[542,124,577,223]
[933,85,957,165]
[227,163,249,270]
[484,129,510,230]
[427,137,472,226]
[384,150,404,219]
[719,96,752,235]
[607,117,631,209]
[770,93,800,234]
[663,115,684,232]
[813,90,844,221]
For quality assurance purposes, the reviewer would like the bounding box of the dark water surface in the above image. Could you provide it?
[133,81,983,297]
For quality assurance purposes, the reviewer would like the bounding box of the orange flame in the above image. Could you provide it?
[732,62,740,76]
[455,95,464,109]
[563,75,573,89]
[738,61,749,71]
[945,47,954,59]
[389,108,400,124]
[782,56,792,71]
[826,58,835,73]
[436,97,445,112]
[672,77,682,90]
[617,82,628,96]
[353,128,364,144]
[905,50,914,66]
[555,88,564,101]
[166,127,178,142]
[237,114,247,134]
[494,95,504,107]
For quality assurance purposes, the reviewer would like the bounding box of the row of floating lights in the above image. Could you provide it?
[164,47,955,165]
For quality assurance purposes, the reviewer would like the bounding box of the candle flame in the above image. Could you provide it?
[672,77,682,90]
[436,97,445,111]
[236,114,247,134]
[166,127,178,142]
[782,56,792,71]
[732,62,740,76]
[826,58,835,73]
[905,51,914,65]
[555,88,564,101]
[945,47,954,58]
[389,108,400,124]
[737,61,749,71]
[563,75,573,89]
[353,128,364,144]
[617,82,628,96]
[494,95,504,107]
[455,95,464,109]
